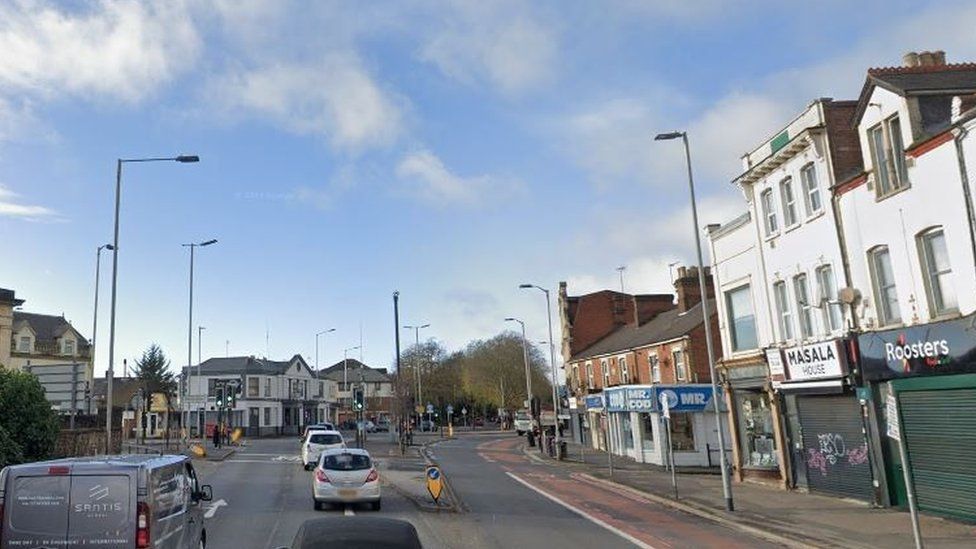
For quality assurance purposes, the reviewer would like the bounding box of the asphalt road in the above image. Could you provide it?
[194,431,780,549]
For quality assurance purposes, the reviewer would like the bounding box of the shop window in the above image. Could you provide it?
[649,354,661,383]
[622,415,634,450]
[736,392,778,468]
[673,350,686,382]
[779,177,798,227]
[815,265,843,333]
[869,115,909,197]
[918,228,958,317]
[725,285,757,351]
[800,162,822,216]
[793,273,813,339]
[761,188,778,236]
[263,407,271,426]
[668,413,695,451]
[773,281,794,341]
[869,246,901,326]
[640,413,655,450]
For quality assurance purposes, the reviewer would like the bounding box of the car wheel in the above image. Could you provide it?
[516,430,523,436]
[371,500,381,511]
[313,500,323,511]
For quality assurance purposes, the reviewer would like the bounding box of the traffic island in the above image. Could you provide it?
[377,447,458,513]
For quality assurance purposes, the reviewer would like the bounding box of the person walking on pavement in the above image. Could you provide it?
[212,423,221,449]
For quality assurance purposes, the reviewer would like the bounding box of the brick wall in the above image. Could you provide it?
[824,100,864,185]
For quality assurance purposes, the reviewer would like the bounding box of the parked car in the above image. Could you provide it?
[302,430,346,470]
[0,454,212,549]
[419,419,436,432]
[364,420,377,433]
[300,423,336,442]
[312,448,380,511]
[374,419,391,432]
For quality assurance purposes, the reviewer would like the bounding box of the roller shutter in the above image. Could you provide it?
[797,395,874,500]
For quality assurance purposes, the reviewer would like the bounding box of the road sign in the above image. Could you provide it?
[426,403,434,414]
[462,408,467,416]
[425,465,443,503]
[660,393,671,419]
[415,405,425,414]
[446,404,454,414]
[886,394,900,440]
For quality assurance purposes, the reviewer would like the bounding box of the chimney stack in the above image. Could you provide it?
[933,50,946,65]
[903,51,919,68]
[919,51,936,67]
[673,265,714,313]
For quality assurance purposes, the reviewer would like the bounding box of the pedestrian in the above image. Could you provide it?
[212,423,221,448]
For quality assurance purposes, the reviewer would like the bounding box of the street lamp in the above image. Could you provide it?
[315,328,336,371]
[519,283,562,455]
[91,244,114,391]
[403,323,430,405]
[655,130,734,512]
[503,318,533,409]
[183,238,218,441]
[105,154,199,454]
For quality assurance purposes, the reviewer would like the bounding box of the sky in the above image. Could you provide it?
[3,0,976,379]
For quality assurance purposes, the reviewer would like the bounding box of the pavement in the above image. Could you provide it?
[529,437,976,549]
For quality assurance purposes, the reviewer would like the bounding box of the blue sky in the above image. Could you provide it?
[3,0,975,377]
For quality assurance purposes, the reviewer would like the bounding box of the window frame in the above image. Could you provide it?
[773,280,794,342]
[815,264,843,334]
[869,246,902,326]
[63,339,75,355]
[672,349,686,382]
[800,162,822,216]
[793,273,813,339]
[649,354,661,383]
[17,336,30,353]
[618,356,629,384]
[917,228,958,317]
[585,362,594,389]
[247,377,260,398]
[869,115,909,197]
[601,359,610,387]
[779,176,798,228]
[725,284,758,352]
[761,188,778,236]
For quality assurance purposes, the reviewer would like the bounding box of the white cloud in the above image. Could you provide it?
[395,149,523,207]
[210,55,403,150]
[420,1,558,96]
[0,184,58,220]
[0,0,201,102]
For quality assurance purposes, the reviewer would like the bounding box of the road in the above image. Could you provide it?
[196,431,781,548]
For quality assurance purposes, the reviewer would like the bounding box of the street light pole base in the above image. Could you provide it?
[725,497,735,512]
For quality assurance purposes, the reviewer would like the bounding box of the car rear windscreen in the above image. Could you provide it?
[322,454,372,471]
[5,474,132,548]
[309,433,343,445]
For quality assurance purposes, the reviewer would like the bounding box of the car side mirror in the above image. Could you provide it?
[197,484,213,502]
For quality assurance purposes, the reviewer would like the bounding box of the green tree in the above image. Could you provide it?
[0,369,60,468]
[132,344,176,396]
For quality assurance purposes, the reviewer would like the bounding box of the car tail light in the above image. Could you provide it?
[314,469,330,483]
[364,469,378,484]
[136,502,150,548]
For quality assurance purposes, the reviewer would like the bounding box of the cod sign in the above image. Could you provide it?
[626,388,654,410]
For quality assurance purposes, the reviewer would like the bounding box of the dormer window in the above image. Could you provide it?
[17,336,31,353]
[63,339,75,356]
[868,115,909,196]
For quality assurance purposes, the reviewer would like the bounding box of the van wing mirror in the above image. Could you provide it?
[198,484,213,502]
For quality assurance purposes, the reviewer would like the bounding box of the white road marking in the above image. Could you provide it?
[343,506,355,516]
[505,472,657,549]
[204,499,227,519]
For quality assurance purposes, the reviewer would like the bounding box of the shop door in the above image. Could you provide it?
[797,395,874,500]
[899,387,976,522]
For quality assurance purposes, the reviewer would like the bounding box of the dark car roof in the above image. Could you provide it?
[290,517,422,549]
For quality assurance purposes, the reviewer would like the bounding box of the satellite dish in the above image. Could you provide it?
[838,287,860,305]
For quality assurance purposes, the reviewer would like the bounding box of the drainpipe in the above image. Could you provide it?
[952,123,976,284]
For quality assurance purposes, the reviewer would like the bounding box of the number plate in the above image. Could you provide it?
[338,489,357,498]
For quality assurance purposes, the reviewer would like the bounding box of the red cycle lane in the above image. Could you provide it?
[475,436,778,549]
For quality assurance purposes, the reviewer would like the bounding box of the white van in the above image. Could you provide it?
[0,454,213,549]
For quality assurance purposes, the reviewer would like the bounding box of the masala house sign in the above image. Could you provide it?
[784,341,846,381]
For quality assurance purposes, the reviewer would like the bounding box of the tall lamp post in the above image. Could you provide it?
[343,346,360,413]
[184,238,218,441]
[655,130,734,511]
[198,326,206,365]
[503,318,533,409]
[105,155,199,454]
[315,328,336,371]
[402,323,430,406]
[519,283,562,456]
[91,243,114,411]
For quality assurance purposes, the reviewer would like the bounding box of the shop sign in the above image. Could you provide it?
[584,394,604,410]
[858,313,976,381]
[568,397,578,410]
[766,349,785,377]
[605,387,628,412]
[654,385,719,413]
[885,393,900,440]
[783,341,845,381]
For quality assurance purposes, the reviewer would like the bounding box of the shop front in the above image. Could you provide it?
[722,358,789,486]
[603,385,729,467]
[858,313,976,522]
[584,394,605,450]
[775,339,876,502]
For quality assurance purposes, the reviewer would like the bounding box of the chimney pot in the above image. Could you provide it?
[933,50,946,65]
[903,51,919,67]
[677,266,687,279]
[918,51,935,67]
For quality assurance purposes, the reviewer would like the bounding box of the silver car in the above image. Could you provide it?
[301,430,346,470]
[311,448,380,511]
[0,454,213,549]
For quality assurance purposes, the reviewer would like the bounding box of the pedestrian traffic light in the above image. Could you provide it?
[228,389,236,408]
[354,388,364,411]
[216,386,224,407]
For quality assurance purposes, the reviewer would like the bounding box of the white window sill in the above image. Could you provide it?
[803,209,826,223]
[783,223,802,235]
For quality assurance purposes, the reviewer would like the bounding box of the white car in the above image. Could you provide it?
[312,448,381,511]
[302,430,346,470]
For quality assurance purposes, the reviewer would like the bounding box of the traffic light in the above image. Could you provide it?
[353,388,364,411]
[216,386,225,407]
[228,388,236,408]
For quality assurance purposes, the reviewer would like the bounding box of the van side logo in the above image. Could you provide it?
[90,484,109,501]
